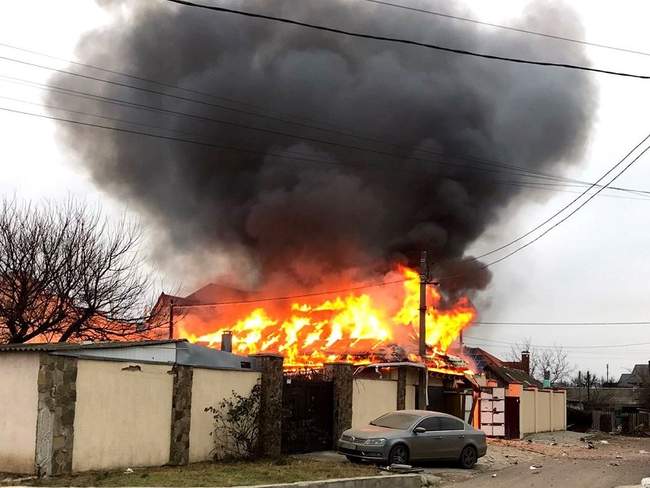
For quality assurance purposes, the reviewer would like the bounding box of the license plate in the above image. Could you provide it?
[339,441,356,450]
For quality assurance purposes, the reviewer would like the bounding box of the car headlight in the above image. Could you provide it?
[362,438,386,446]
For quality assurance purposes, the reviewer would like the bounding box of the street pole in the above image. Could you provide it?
[606,364,609,384]
[419,251,428,357]
[168,299,175,340]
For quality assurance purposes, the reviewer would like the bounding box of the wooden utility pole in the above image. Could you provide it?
[419,251,428,357]
[168,299,175,340]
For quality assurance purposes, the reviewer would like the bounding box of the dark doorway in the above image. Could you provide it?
[504,397,520,439]
[281,379,333,454]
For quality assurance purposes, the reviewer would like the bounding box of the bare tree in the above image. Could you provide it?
[0,198,165,343]
[508,338,573,385]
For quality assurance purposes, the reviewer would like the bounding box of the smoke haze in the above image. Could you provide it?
[47,0,597,294]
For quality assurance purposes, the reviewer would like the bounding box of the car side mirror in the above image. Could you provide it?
[413,427,426,434]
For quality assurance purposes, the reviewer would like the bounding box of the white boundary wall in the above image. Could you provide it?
[352,379,397,428]
[189,368,261,462]
[72,360,174,471]
[520,388,567,437]
[0,353,39,473]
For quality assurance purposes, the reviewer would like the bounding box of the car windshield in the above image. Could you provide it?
[370,412,420,429]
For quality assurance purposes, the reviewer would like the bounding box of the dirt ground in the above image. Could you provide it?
[303,431,650,488]
[3,432,648,487]
[433,432,650,488]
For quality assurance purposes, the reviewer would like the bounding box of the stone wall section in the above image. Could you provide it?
[169,365,193,465]
[35,354,77,476]
[324,363,353,448]
[253,354,283,458]
[397,367,407,410]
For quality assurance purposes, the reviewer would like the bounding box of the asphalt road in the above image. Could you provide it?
[446,458,650,488]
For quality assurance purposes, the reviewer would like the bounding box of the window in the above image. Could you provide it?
[415,416,441,431]
[439,417,465,431]
[416,416,465,432]
[370,412,420,429]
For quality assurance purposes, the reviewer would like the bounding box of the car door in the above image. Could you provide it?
[435,417,467,459]
[409,416,446,460]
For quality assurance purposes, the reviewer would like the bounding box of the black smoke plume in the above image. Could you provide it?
[48,0,596,294]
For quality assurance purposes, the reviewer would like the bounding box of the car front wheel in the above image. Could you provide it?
[459,445,477,469]
[388,444,409,465]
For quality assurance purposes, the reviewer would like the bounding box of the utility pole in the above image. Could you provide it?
[419,251,428,357]
[606,364,609,384]
[168,299,175,340]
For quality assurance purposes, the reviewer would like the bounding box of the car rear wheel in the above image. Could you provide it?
[346,455,363,464]
[388,444,409,465]
[459,445,477,469]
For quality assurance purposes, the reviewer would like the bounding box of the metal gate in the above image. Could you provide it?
[480,387,505,437]
[504,397,520,439]
[281,379,333,454]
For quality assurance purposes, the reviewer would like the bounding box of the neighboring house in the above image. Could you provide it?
[463,347,565,439]
[617,362,650,387]
[466,347,541,390]
[567,361,649,433]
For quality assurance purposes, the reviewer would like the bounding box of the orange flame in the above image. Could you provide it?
[177,266,476,369]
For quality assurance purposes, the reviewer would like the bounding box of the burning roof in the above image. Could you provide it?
[173,266,476,373]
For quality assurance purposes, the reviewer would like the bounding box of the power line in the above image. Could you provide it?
[474,320,650,326]
[165,0,650,80]
[361,0,650,58]
[0,42,603,186]
[3,68,649,203]
[171,280,409,308]
[0,92,603,195]
[1,55,622,190]
[2,45,649,198]
[436,131,650,282]
[479,139,650,268]
[463,335,650,349]
[4,86,649,202]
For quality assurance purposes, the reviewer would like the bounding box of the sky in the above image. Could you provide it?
[1,0,649,379]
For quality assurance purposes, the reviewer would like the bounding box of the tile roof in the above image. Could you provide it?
[464,346,542,388]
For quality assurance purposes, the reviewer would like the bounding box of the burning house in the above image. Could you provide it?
[37,0,592,454]
[153,262,485,448]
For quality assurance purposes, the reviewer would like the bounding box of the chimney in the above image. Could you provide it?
[221,331,233,353]
[521,350,530,375]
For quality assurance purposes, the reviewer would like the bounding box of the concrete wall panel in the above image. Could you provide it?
[72,360,173,471]
[405,385,416,410]
[189,368,261,462]
[552,391,566,431]
[352,379,397,429]
[520,389,536,436]
[536,391,552,433]
[0,353,39,473]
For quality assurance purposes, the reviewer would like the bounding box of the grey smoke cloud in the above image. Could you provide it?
[48,0,597,293]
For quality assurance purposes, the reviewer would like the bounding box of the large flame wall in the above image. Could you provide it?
[177,267,476,368]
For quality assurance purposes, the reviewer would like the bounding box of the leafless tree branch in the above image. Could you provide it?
[0,197,166,343]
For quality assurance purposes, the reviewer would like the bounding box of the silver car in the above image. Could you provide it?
[337,409,487,468]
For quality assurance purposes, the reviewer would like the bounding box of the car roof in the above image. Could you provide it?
[388,409,464,420]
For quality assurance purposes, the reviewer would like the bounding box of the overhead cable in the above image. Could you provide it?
[165,0,650,80]
[361,0,650,58]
